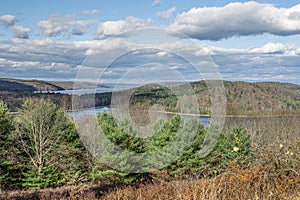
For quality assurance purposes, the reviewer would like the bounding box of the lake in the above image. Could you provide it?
[67,108,300,146]
[67,107,210,126]
[35,84,140,96]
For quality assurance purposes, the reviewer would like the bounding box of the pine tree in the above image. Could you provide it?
[14,99,86,189]
[0,100,18,189]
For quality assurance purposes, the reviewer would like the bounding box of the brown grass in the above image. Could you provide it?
[2,115,299,200]
[3,145,299,200]
[101,155,299,200]
[85,147,287,200]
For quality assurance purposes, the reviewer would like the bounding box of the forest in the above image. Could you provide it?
[0,79,299,199]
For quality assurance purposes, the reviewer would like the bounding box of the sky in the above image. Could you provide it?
[0,0,300,84]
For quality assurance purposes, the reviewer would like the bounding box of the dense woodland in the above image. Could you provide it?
[0,99,254,188]
[0,79,299,199]
[1,79,300,115]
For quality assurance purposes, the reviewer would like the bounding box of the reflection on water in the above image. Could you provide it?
[35,84,140,96]
[67,107,210,126]
[67,108,300,147]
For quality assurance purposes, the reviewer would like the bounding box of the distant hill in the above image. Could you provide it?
[221,81,300,115]
[0,78,117,91]
[49,81,111,90]
[0,78,65,91]
[0,78,113,112]
[129,80,300,116]
[0,78,299,115]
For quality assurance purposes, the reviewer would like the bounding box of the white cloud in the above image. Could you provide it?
[156,7,176,20]
[0,37,299,84]
[82,9,99,15]
[0,38,90,78]
[0,58,40,68]
[170,65,185,70]
[152,0,161,6]
[0,15,16,26]
[0,15,31,39]
[37,14,96,37]
[0,38,138,80]
[95,17,152,39]
[249,42,296,54]
[170,1,300,41]
[156,51,168,57]
[11,25,32,39]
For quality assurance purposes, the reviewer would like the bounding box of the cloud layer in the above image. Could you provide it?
[37,14,96,37]
[0,15,32,39]
[152,0,161,6]
[11,25,31,39]
[82,9,99,15]
[95,17,152,39]
[1,2,300,84]
[2,2,300,41]
[0,15,16,26]
[156,7,176,20]
[0,37,299,84]
[170,1,300,40]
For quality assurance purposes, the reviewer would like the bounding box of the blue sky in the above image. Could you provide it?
[0,0,300,84]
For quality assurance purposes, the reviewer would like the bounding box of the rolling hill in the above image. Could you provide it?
[0,78,299,115]
[129,80,300,116]
[0,78,65,91]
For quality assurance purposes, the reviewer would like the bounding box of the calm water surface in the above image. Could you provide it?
[67,107,210,126]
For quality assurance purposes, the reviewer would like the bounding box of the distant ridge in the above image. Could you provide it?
[129,80,300,116]
[0,78,299,115]
[0,78,65,91]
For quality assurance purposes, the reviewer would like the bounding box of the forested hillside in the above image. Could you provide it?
[0,79,299,199]
[129,80,300,116]
[0,78,64,91]
[0,79,299,115]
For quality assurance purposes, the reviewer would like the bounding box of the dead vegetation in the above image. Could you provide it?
[2,139,299,200]
[99,142,300,200]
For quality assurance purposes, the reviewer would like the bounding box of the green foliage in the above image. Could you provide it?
[283,98,300,109]
[94,113,253,183]
[203,125,253,170]
[13,98,86,189]
[21,167,64,189]
[131,86,178,112]
[171,125,253,175]
[0,100,19,189]
[98,111,145,153]
[145,115,181,151]
[0,98,254,189]
[89,164,135,184]
[92,112,183,183]
[0,101,13,137]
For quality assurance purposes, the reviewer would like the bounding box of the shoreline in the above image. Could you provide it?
[65,107,300,118]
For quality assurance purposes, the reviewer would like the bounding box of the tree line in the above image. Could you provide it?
[0,99,253,190]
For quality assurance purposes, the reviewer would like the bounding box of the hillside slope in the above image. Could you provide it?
[0,78,65,91]
[130,80,300,116]
[0,78,299,115]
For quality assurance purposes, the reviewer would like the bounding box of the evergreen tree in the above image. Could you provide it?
[94,112,253,183]
[0,100,17,189]
[14,99,86,189]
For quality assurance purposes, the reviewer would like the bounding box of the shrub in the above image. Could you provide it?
[93,113,253,183]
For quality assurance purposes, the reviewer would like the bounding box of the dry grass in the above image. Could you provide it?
[1,183,121,200]
[101,155,299,200]
[3,146,299,200]
[2,116,299,200]
[85,143,295,200]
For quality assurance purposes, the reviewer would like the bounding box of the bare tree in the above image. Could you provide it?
[14,99,83,188]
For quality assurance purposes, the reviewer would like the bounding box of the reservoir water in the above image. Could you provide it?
[68,107,210,126]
